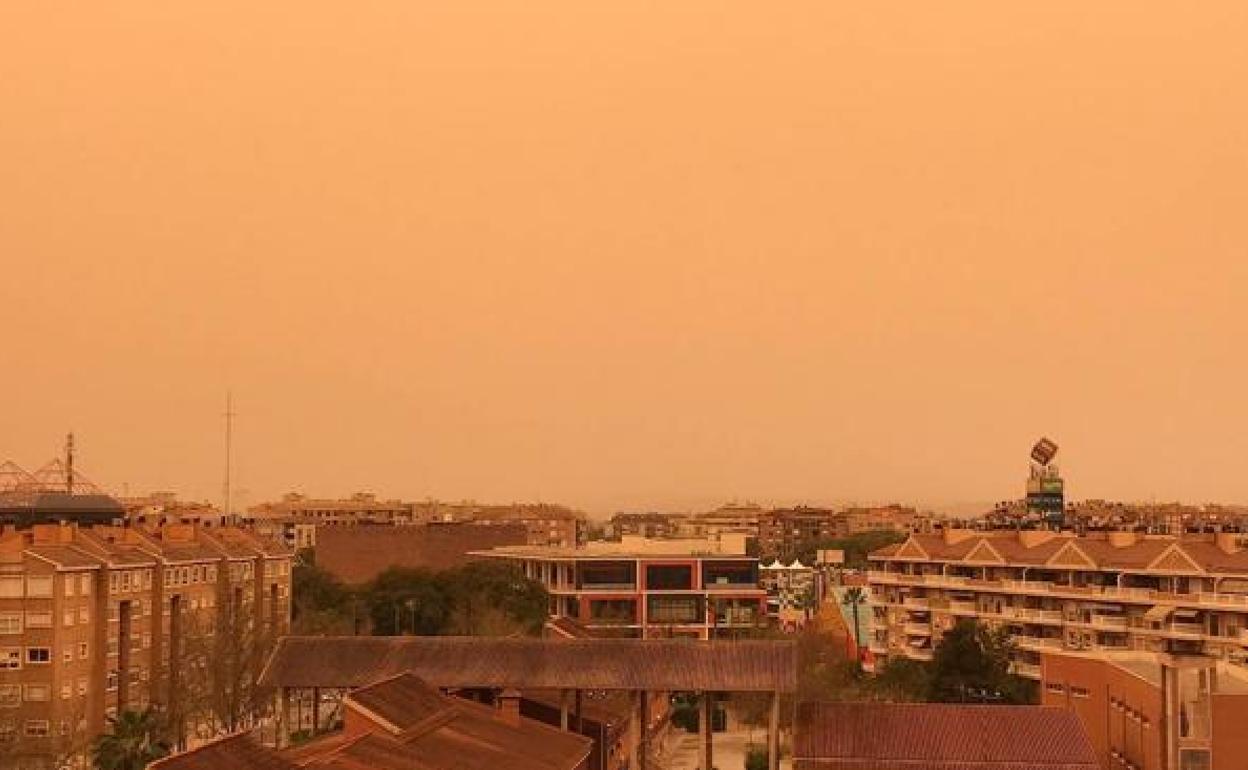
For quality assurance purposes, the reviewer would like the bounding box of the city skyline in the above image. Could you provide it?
[4,1,1247,515]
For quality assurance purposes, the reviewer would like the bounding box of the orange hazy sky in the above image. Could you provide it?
[2,2,1246,514]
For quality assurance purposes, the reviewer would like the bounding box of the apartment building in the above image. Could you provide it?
[866,529,1248,680]
[0,522,292,769]
[1040,650,1248,770]
[608,513,686,540]
[439,503,587,548]
[760,559,818,631]
[473,538,767,639]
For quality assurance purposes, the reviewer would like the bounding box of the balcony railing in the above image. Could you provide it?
[904,623,932,636]
[868,571,1248,610]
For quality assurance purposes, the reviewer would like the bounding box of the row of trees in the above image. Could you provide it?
[790,617,1037,705]
[293,552,550,638]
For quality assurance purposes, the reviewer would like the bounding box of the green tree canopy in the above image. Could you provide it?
[926,619,1034,704]
[91,708,170,770]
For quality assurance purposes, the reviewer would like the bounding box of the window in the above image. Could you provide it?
[0,614,20,635]
[78,642,88,659]
[60,685,70,701]
[1071,686,1090,699]
[26,575,53,598]
[0,650,19,670]
[62,650,72,664]
[1046,683,1065,694]
[64,576,75,597]
[76,678,87,696]
[63,609,74,627]
[0,576,21,598]
[78,606,89,624]
[105,671,118,691]
[24,720,50,737]
[25,611,52,629]
[0,686,19,707]
[79,573,92,595]
[120,572,132,592]
[23,685,49,702]
[26,648,51,665]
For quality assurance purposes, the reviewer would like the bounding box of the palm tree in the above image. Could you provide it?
[91,707,170,770]
[842,587,867,666]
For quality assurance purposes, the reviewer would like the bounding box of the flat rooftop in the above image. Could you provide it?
[472,542,755,560]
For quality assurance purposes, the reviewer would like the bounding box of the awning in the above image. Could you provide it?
[1144,605,1174,622]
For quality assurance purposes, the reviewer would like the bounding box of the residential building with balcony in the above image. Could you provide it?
[760,559,818,631]
[471,537,767,640]
[866,529,1248,680]
[0,522,292,769]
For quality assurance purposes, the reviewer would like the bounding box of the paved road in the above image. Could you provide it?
[660,729,792,770]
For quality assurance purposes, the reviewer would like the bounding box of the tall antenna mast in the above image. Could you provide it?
[224,392,235,521]
[65,432,75,495]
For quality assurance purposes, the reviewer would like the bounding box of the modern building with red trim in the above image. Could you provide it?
[472,539,767,639]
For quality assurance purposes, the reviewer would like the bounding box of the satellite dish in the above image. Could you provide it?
[1030,438,1058,466]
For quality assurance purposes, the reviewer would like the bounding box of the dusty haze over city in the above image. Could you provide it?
[2,2,1246,515]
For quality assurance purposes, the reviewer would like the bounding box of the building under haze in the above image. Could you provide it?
[867,529,1248,680]
[473,537,766,639]
[0,522,291,769]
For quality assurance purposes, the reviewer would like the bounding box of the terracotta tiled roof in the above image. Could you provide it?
[346,673,450,732]
[794,702,1100,770]
[261,636,797,692]
[148,732,299,770]
[24,544,103,569]
[298,673,591,770]
[872,532,1248,576]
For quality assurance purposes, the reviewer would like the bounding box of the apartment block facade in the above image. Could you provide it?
[474,541,767,640]
[867,529,1248,680]
[0,523,292,769]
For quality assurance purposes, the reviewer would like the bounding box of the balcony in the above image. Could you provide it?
[1091,615,1129,629]
[1013,608,1065,624]
[905,647,934,661]
[948,600,978,615]
[1016,636,1063,653]
[904,623,932,637]
[902,597,929,609]
[1167,622,1205,639]
[1012,662,1042,679]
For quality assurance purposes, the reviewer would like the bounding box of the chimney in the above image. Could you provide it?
[1216,531,1241,555]
[496,689,522,727]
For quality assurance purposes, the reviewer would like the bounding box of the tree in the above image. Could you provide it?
[926,619,1034,704]
[292,550,355,635]
[91,708,170,770]
[841,587,867,664]
[803,529,907,568]
[744,745,768,770]
[441,561,548,636]
[366,568,450,636]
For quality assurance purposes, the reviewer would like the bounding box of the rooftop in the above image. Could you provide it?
[148,732,298,770]
[794,702,1100,770]
[260,636,798,692]
[871,530,1248,576]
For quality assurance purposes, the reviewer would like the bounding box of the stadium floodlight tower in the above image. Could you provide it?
[1025,437,1065,529]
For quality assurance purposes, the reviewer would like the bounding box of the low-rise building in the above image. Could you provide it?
[794,702,1100,770]
[472,537,767,639]
[1040,650,1248,770]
